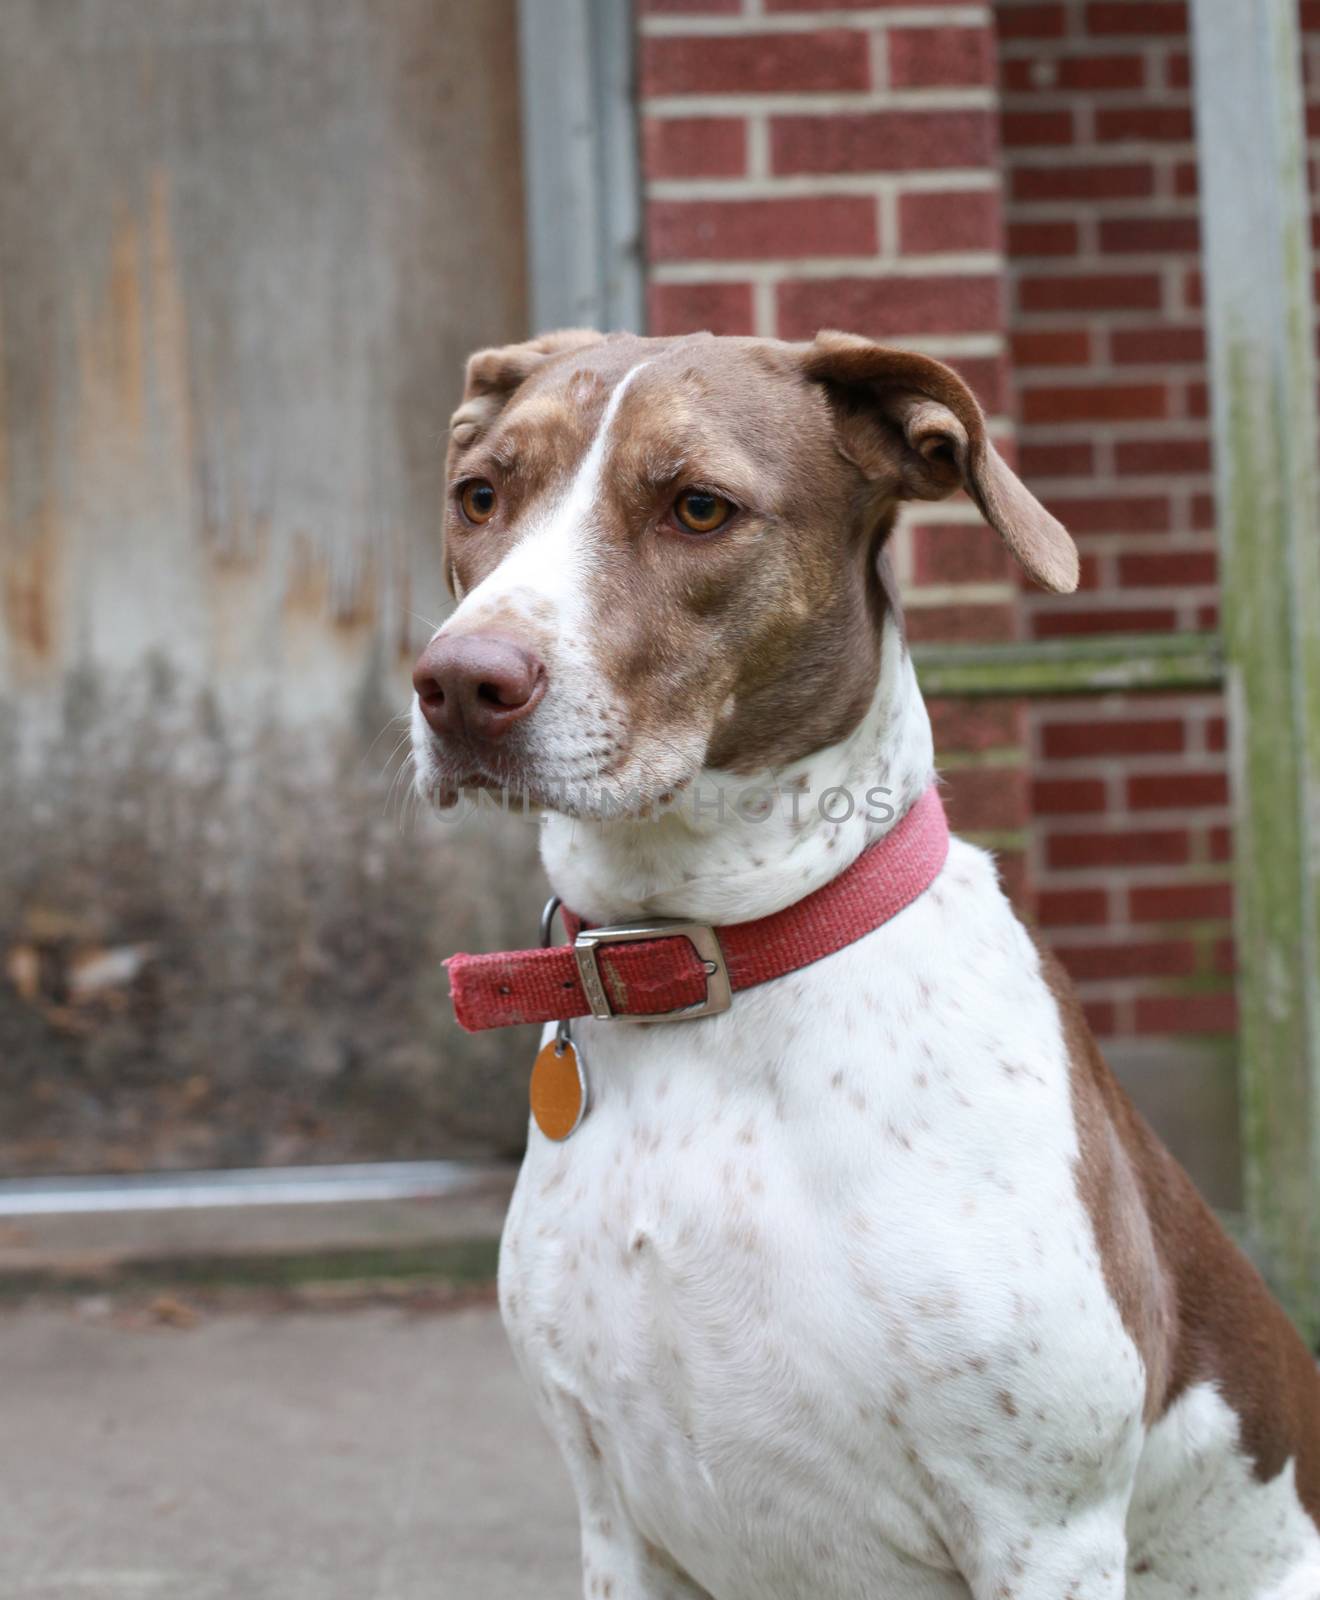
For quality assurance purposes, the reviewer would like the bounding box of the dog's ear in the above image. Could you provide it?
[802,330,1078,594]
[449,329,605,449]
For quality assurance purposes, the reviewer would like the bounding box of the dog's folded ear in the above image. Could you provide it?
[450,329,605,448]
[802,330,1079,594]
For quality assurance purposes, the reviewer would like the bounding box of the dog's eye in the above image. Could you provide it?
[673,489,733,535]
[459,480,498,525]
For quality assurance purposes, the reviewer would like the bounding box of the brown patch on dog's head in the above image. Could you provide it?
[448,329,605,456]
[421,330,1076,813]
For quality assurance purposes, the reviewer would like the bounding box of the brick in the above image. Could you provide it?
[1185,269,1204,309]
[1174,160,1198,196]
[1037,888,1110,927]
[1047,829,1191,870]
[1021,383,1167,423]
[641,31,870,97]
[889,26,994,88]
[1118,550,1218,587]
[1166,51,1191,89]
[913,522,1012,584]
[1011,163,1155,202]
[648,196,878,261]
[1186,379,1209,417]
[1042,495,1171,533]
[903,601,1018,644]
[648,281,755,336]
[1086,2,1188,34]
[1002,109,1075,147]
[1055,941,1198,981]
[899,190,1001,255]
[1096,105,1195,142]
[1034,606,1179,637]
[997,4,1067,39]
[1008,220,1080,256]
[642,0,740,11]
[1209,824,1233,863]
[1190,492,1216,530]
[1206,715,1227,753]
[928,699,1023,754]
[1011,329,1091,367]
[1134,993,1236,1034]
[1128,771,1230,809]
[942,766,1029,833]
[1099,215,1200,253]
[1042,718,1185,759]
[1113,436,1211,474]
[1018,273,1162,312]
[1001,54,1146,93]
[1032,777,1107,814]
[1019,440,1096,477]
[1110,325,1205,364]
[771,109,996,175]
[1130,883,1232,923]
[642,117,747,179]
[777,274,1002,341]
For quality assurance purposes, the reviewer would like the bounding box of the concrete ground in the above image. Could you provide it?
[0,1300,580,1600]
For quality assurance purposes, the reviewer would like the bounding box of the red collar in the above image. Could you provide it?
[445,786,949,1033]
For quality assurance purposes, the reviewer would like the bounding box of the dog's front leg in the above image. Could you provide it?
[545,1397,712,1600]
[578,1516,713,1600]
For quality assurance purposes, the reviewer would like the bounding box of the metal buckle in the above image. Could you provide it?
[572,920,732,1023]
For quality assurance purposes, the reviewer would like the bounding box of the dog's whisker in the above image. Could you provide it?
[360,709,413,771]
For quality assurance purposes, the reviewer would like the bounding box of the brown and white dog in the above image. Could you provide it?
[410,329,1320,1600]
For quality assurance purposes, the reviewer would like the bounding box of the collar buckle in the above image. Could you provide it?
[573,920,732,1023]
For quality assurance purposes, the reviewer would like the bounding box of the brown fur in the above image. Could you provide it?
[1037,935,1320,1519]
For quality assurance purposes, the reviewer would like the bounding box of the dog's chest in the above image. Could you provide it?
[499,845,1146,1595]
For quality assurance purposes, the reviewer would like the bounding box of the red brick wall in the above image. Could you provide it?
[635,0,1248,1049]
[995,0,1235,1042]
[638,0,1035,905]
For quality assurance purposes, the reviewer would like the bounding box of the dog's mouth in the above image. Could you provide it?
[411,719,704,822]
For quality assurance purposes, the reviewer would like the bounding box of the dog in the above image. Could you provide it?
[410,329,1320,1600]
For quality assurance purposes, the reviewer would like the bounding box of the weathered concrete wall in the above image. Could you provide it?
[0,0,544,1171]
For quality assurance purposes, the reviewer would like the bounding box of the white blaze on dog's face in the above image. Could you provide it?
[410,329,1077,817]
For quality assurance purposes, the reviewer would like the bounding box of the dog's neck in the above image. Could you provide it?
[539,617,936,926]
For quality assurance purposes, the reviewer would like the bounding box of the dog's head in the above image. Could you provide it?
[411,330,1075,816]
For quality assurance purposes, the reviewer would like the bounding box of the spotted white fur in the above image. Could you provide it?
[415,375,1320,1600]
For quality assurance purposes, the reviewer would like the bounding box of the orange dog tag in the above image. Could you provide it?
[530,1037,589,1141]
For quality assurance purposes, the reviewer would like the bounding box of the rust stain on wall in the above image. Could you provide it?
[0,0,532,1171]
[3,516,57,662]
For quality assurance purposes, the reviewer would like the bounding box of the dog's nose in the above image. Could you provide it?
[412,633,547,742]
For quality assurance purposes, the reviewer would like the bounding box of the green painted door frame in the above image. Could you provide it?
[1189,0,1320,1343]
